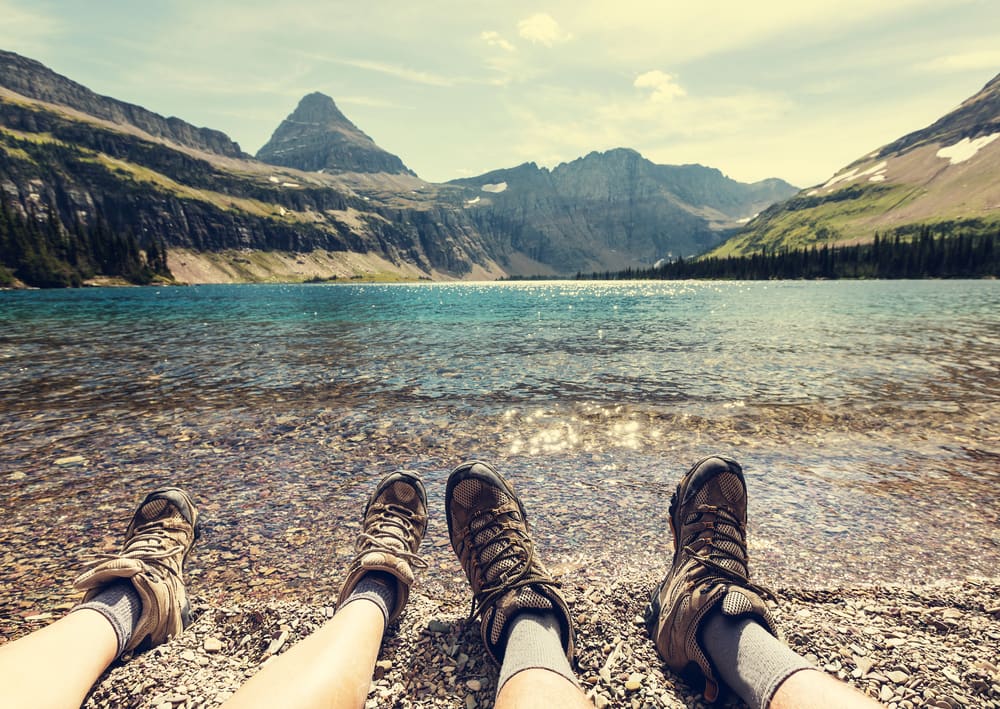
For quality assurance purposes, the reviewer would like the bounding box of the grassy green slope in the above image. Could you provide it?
[709,145,1000,258]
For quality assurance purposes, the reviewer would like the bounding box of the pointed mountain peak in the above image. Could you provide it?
[256,92,414,176]
[287,92,351,124]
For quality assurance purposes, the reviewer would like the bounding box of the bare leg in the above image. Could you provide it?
[0,609,118,709]
[224,471,428,709]
[222,599,385,709]
[1,487,199,709]
[770,668,882,709]
[496,668,595,708]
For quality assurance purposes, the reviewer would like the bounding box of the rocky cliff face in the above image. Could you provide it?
[0,49,245,159]
[450,149,797,273]
[256,93,414,175]
[0,88,494,279]
[878,72,1000,157]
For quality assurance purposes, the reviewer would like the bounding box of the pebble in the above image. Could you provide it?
[54,455,86,466]
[374,660,392,680]
[624,672,645,691]
[942,668,961,684]
[465,679,482,692]
[854,656,875,676]
[203,637,223,653]
[265,630,289,655]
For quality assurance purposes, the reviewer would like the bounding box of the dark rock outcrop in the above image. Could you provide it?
[0,49,245,158]
[256,93,414,176]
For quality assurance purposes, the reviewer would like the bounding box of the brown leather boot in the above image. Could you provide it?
[446,460,574,664]
[645,456,779,701]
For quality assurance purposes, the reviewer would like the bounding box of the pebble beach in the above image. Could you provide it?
[72,576,1000,709]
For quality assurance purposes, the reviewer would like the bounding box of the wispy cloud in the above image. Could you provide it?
[918,49,1000,74]
[481,30,516,52]
[501,75,792,179]
[0,0,61,52]
[338,95,409,110]
[328,58,458,87]
[571,0,947,65]
[517,13,572,46]
[288,49,463,87]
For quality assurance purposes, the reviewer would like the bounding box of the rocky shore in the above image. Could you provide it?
[70,576,999,709]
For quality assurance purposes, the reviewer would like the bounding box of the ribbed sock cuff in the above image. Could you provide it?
[73,579,143,658]
[701,611,813,709]
[338,571,398,628]
[496,611,577,696]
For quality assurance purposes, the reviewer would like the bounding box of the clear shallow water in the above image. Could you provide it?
[1,281,998,616]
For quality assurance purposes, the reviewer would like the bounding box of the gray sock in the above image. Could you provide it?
[339,571,398,628]
[701,611,812,709]
[496,611,577,695]
[73,580,142,658]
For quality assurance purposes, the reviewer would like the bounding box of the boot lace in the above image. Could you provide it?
[83,519,189,578]
[462,509,558,621]
[359,502,428,569]
[683,503,775,602]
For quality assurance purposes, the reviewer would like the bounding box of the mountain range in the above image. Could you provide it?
[0,49,796,284]
[714,72,1000,257]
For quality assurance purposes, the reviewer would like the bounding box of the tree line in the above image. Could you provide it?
[0,199,171,288]
[581,228,998,280]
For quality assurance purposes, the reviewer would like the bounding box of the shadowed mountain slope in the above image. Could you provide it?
[714,72,1000,257]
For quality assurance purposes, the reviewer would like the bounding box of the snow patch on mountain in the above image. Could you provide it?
[936,133,999,164]
[822,161,888,190]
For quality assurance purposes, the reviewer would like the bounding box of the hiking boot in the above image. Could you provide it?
[644,456,779,701]
[337,471,428,625]
[446,460,574,664]
[74,487,200,654]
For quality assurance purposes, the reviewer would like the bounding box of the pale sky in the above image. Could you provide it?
[2,0,998,188]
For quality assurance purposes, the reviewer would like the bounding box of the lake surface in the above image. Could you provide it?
[1,281,998,620]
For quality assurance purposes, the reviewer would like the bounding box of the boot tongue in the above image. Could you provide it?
[720,588,757,617]
[713,518,746,575]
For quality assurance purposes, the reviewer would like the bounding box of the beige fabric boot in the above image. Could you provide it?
[74,487,200,654]
[336,471,428,624]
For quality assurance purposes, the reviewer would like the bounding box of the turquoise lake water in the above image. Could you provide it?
[1,281,998,609]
